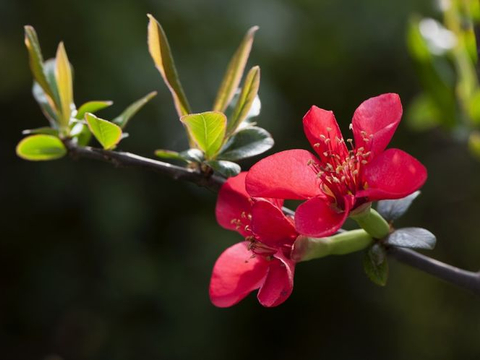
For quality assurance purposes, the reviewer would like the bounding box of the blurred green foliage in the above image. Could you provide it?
[407,0,480,160]
[2,0,480,360]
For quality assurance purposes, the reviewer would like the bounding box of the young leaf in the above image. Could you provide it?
[154,149,189,163]
[227,66,260,135]
[213,26,259,112]
[32,81,59,126]
[386,228,436,250]
[24,26,54,100]
[112,91,157,129]
[180,112,226,159]
[218,126,273,161]
[16,134,67,161]
[205,160,241,177]
[85,113,122,150]
[43,59,62,107]
[180,149,204,162]
[147,14,191,117]
[363,244,388,286]
[22,127,59,136]
[76,101,113,120]
[55,42,74,128]
[155,148,204,164]
[70,123,92,146]
[376,191,421,222]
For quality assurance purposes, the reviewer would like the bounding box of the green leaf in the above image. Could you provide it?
[377,191,421,222]
[213,26,259,112]
[112,91,157,129]
[227,66,260,135]
[24,26,54,100]
[22,127,59,136]
[147,14,191,117]
[155,148,204,164]
[218,126,273,161]
[386,228,436,250]
[180,112,226,159]
[32,81,59,126]
[205,160,241,177]
[363,244,388,286]
[70,122,92,146]
[180,149,204,162]
[16,134,66,161]
[76,101,113,120]
[154,149,189,163]
[55,42,74,129]
[43,59,61,108]
[85,113,122,150]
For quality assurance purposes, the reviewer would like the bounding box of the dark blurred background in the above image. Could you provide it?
[2,0,480,359]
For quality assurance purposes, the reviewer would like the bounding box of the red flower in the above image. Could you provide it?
[246,93,427,237]
[210,172,298,308]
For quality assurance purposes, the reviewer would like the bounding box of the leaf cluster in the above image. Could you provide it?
[148,15,273,177]
[17,26,157,160]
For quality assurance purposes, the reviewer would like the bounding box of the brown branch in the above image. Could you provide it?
[64,141,480,296]
[64,140,226,192]
[387,246,480,295]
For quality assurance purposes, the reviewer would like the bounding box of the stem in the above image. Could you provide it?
[64,141,480,296]
[292,229,373,262]
[387,246,480,295]
[64,140,225,192]
[351,207,390,239]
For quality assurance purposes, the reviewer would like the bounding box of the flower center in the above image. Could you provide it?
[230,211,277,259]
[309,130,372,208]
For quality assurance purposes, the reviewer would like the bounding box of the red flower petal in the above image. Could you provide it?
[209,242,269,308]
[303,106,348,162]
[216,172,252,236]
[257,253,295,307]
[251,199,297,248]
[352,93,402,156]
[359,148,427,201]
[246,150,321,200]
[294,196,350,237]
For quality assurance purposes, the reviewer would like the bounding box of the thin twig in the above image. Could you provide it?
[65,141,480,296]
[65,141,225,192]
[387,246,480,295]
